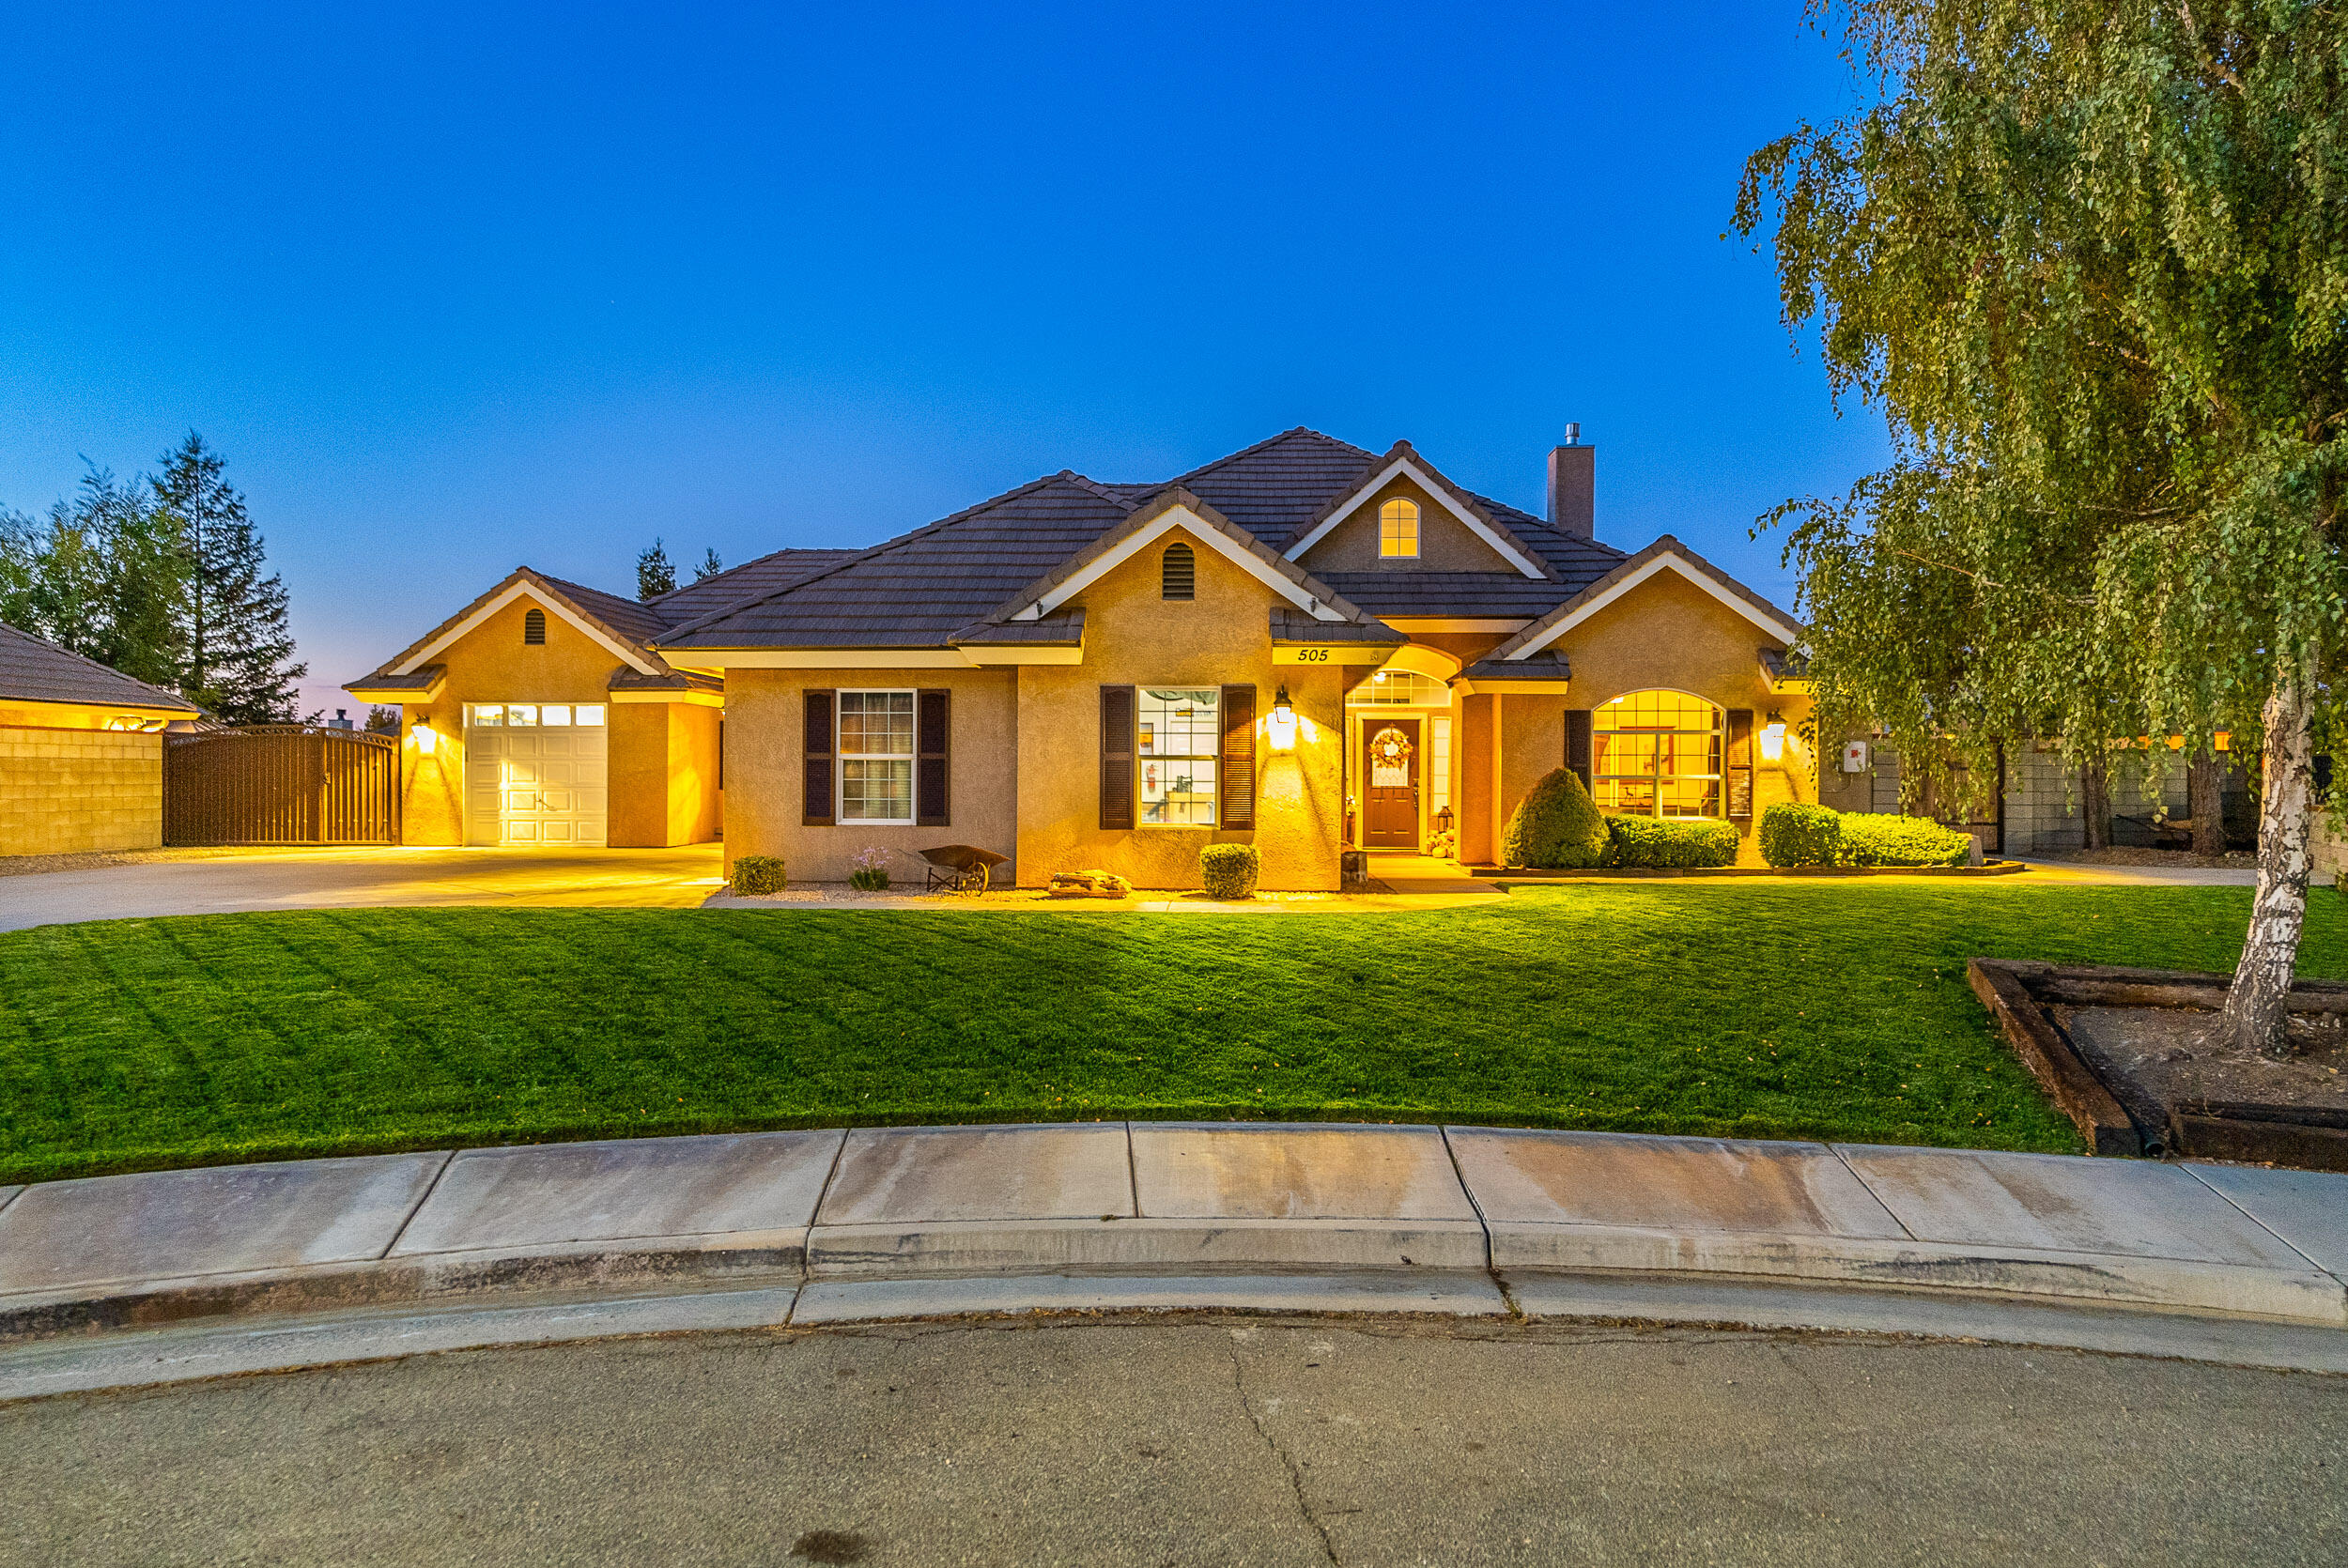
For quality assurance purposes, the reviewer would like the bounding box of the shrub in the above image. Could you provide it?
[1841,812,1974,868]
[1199,842,1260,899]
[1499,767,1610,869]
[1759,803,1844,868]
[847,846,891,891]
[1601,815,1740,869]
[730,854,785,895]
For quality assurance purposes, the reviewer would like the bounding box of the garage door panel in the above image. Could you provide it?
[465,711,609,847]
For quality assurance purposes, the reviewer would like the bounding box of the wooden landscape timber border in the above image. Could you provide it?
[1967,958,2348,1170]
[1479,861,2027,882]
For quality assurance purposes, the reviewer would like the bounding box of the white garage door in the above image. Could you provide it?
[464,703,609,847]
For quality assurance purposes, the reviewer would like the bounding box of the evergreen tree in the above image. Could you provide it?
[363,704,401,734]
[638,538,676,600]
[0,468,189,687]
[694,546,723,582]
[151,433,305,723]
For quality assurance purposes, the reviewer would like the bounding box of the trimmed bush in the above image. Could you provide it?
[1841,812,1974,868]
[1601,815,1740,869]
[731,855,785,895]
[1499,767,1610,869]
[1199,842,1261,899]
[1760,803,1844,868]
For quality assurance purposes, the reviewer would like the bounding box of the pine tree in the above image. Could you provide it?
[151,434,305,723]
[694,547,723,582]
[638,538,676,600]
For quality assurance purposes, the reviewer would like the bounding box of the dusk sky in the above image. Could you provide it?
[1,3,1886,717]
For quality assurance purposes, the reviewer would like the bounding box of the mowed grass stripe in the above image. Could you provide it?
[0,880,2333,1183]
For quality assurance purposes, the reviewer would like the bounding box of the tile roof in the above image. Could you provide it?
[950,609,1086,647]
[0,620,198,712]
[346,664,445,697]
[1269,608,1406,644]
[608,665,723,694]
[1489,534,1801,663]
[1460,651,1572,683]
[658,430,1635,652]
[648,547,862,622]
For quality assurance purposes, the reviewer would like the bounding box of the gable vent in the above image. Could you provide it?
[523,607,547,645]
[1162,542,1196,601]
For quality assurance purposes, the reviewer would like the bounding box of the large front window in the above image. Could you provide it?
[839,689,915,822]
[1138,686,1218,824]
[1594,690,1722,818]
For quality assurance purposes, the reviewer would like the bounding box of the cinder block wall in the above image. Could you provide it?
[0,727,164,855]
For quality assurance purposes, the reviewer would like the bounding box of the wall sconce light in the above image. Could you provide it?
[1760,709,1787,762]
[413,721,438,756]
[1268,685,1298,751]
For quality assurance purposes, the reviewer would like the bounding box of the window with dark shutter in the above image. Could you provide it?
[917,688,950,827]
[1161,543,1195,601]
[1100,684,1135,830]
[1565,709,1593,790]
[1726,709,1755,819]
[803,688,836,826]
[1220,684,1256,829]
[523,607,547,645]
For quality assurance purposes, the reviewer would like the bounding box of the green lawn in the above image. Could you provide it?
[3,881,2338,1184]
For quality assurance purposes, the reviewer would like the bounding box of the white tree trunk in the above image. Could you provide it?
[2221,673,2318,1059]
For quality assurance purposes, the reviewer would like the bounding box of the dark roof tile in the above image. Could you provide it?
[0,621,198,712]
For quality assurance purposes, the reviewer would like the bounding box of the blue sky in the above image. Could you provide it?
[0,3,1884,715]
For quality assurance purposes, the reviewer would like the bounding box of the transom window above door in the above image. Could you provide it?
[1346,669,1449,708]
[1137,686,1218,825]
[1379,498,1421,558]
[839,689,917,822]
[1594,690,1722,818]
[466,703,605,728]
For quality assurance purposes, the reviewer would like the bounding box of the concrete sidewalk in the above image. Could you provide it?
[5,1123,2346,1385]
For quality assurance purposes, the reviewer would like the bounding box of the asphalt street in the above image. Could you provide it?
[2,1314,2342,1567]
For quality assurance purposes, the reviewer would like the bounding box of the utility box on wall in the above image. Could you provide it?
[1841,740,1871,774]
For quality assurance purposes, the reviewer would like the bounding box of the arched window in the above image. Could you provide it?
[1379,498,1420,558]
[523,607,547,645]
[1162,541,1196,600]
[1593,690,1723,818]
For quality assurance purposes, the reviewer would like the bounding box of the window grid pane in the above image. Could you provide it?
[1136,686,1218,825]
[839,691,915,756]
[1594,690,1723,819]
[841,759,913,822]
[1379,499,1420,558]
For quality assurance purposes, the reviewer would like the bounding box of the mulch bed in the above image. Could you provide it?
[1969,958,2348,1169]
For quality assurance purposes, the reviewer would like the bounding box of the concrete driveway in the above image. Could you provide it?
[0,845,726,932]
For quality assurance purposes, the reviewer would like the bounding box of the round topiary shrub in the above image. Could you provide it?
[1199,842,1260,899]
[731,854,786,895]
[1499,767,1610,869]
[1759,802,1843,868]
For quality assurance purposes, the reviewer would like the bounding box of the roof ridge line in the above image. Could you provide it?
[652,470,1081,643]
[1162,426,1378,487]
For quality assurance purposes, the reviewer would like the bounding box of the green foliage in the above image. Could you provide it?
[1840,813,1974,869]
[695,547,724,582]
[154,434,305,723]
[849,868,891,891]
[1199,842,1260,899]
[363,705,401,735]
[638,538,676,600]
[1735,0,2348,814]
[1499,767,1610,869]
[731,855,786,895]
[1,468,191,690]
[1760,803,1845,868]
[1601,815,1740,869]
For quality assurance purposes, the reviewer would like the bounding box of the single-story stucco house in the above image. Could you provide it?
[1,621,200,856]
[349,428,1818,887]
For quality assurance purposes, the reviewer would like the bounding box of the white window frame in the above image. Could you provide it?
[1136,684,1220,827]
[838,687,918,826]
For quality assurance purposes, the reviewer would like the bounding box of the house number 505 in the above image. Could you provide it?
[1295,648,1329,662]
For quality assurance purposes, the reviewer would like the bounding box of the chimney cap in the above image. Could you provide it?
[1563,423,1582,447]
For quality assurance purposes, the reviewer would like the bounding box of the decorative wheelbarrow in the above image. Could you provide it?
[918,843,1011,894]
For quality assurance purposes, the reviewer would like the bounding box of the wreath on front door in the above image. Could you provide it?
[1368,726,1415,773]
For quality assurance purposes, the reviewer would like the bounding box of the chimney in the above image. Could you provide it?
[1547,425,1594,540]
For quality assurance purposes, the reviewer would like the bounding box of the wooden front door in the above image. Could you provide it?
[1362,719,1421,848]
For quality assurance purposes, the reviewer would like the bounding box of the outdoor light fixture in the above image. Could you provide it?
[1435,805,1454,834]
[413,722,438,755]
[1268,685,1298,751]
[1761,710,1787,762]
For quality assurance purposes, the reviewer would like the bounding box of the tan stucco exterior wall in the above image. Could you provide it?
[723,664,1017,883]
[0,725,164,854]
[1548,570,1815,865]
[1014,526,1347,890]
[1460,694,1497,864]
[391,593,716,847]
[1294,475,1522,575]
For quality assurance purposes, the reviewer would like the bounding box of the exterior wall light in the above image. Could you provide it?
[1434,805,1454,834]
[1761,710,1787,762]
[413,721,438,756]
[1268,685,1298,751]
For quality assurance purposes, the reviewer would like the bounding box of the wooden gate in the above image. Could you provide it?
[164,726,401,846]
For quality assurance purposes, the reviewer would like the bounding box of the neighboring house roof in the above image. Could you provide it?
[0,620,198,713]
[1489,535,1802,662]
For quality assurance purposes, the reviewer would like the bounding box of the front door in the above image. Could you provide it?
[1363,719,1420,848]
